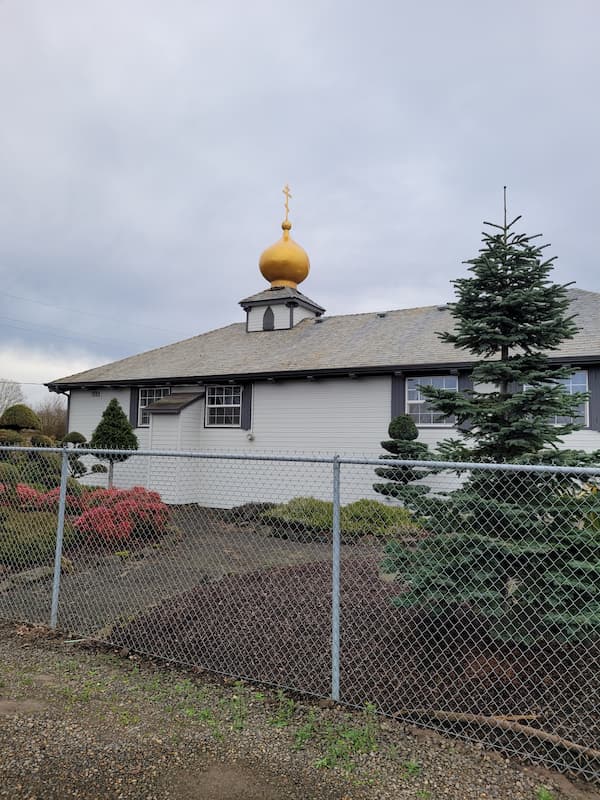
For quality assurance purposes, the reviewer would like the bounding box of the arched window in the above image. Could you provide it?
[263,306,275,331]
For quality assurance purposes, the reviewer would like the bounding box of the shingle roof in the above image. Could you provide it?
[48,288,600,387]
[238,286,324,312]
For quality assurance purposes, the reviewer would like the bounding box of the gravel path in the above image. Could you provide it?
[0,621,597,800]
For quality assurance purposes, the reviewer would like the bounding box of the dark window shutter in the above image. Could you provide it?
[263,306,274,331]
[587,366,600,431]
[241,383,252,430]
[457,372,473,431]
[129,388,139,428]
[391,375,405,418]
[458,372,473,392]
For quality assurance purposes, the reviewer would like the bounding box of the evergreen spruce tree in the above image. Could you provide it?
[90,398,138,487]
[384,197,600,644]
[421,197,584,460]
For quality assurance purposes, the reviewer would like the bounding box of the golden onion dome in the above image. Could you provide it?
[258,186,310,288]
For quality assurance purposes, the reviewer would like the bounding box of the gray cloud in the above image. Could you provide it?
[1,0,599,393]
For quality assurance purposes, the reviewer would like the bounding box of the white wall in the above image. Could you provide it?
[251,377,390,454]
[292,306,317,325]
[68,379,600,508]
[247,304,290,331]
[163,376,393,506]
[68,388,132,441]
[247,304,317,331]
[415,425,600,454]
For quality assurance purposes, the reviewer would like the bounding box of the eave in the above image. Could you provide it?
[45,353,600,393]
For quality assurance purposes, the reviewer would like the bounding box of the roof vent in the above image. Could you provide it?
[377,312,387,318]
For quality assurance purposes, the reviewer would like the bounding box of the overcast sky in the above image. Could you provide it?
[1,0,599,405]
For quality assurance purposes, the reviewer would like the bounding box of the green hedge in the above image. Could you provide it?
[262,497,421,541]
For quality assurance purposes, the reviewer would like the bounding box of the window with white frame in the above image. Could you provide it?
[406,376,458,425]
[205,385,242,427]
[138,387,171,427]
[554,370,588,425]
[524,370,588,426]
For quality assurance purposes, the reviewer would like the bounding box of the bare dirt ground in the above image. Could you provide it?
[0,621,598,800]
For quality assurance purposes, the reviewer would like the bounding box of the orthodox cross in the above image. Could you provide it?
[283,184,292,222]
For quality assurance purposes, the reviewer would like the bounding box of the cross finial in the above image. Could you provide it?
[283,184,292,222]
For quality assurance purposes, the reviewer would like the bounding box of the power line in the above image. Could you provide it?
[0,316,142,349]
[0,381,49,386]
[0,289,192,337]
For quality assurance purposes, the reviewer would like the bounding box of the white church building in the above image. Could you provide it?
[47,197,600,505]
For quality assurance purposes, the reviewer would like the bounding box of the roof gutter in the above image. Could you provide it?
[45,353,600,392]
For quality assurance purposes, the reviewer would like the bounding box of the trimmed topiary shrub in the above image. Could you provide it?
[0,509,78,568]
[388,415,419,441]
[62,431,87,445]
[0,462,20,487]
[0,429,24,445]
[0,404,41,432]
[30,433,54,447]
[373,414,436,501]
[18,451,62,490]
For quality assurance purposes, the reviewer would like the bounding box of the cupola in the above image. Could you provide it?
[239,186,325,332]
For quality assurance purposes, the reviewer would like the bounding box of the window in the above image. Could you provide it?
[138,387,171,427]
[263,306,274,331]
[554,371,588,425]
[406,376,458,425]
[205,385,242,427]
[524,370,588,426]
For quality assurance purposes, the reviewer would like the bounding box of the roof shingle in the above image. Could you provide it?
[48,288,600,387]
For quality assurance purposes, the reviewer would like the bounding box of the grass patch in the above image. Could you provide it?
[270,689,296,728]
[315,703,379,771]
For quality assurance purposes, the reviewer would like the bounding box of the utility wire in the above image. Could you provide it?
[0,381,50,386]
[0,316,143,350]
[0,289,192,337]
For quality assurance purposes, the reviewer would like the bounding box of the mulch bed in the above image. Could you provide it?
[109,557,600,775]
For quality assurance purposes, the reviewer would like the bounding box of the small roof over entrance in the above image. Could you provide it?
[144,392,204,415]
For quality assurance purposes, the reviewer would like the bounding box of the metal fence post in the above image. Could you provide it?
[50,448,70,629]
[331,454,341,702]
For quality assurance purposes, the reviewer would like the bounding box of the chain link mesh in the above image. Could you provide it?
[0,445,598,779]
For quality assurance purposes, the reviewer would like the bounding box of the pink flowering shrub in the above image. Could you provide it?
[15,483,41,510]
[2,482,169,546]
[73,487,169,544]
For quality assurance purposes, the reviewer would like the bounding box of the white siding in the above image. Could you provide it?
[416,425,600,454]
[251,377,390,454]
[68,388,132,441]
[247,304,290,331]
[558,429,600,451]
[273,304,290,329]
[292,306,317,325]
[69,377,600,509]
[168,377,393,507]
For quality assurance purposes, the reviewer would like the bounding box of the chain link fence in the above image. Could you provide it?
[0,444,598,779]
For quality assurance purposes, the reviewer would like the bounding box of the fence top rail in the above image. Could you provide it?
[1,444,600,476]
